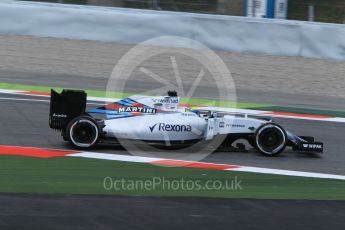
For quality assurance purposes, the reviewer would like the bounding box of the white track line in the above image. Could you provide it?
[0,97,49,102]
[67,151,345,180]
[69,152,161,163]
[232,167,345,180]
[0,89,23,94]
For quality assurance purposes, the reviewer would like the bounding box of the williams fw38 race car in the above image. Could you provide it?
[49,89,323,156]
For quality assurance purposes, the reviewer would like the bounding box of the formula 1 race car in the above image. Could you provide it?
[49,89,324,156]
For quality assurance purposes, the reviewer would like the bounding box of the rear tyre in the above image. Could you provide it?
[66,116,100,149]
[253,123,287,156]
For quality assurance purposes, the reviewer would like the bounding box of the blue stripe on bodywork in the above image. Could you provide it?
[88,108,131,116]
[106,114,133,119]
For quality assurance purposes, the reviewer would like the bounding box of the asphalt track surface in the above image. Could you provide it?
[0,35,344,229]
[1,193,344,230]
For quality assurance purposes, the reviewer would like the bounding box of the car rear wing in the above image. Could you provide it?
[49,89,87,130]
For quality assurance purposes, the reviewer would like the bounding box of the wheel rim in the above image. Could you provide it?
[70,119,98,148]
[256,125,286,155]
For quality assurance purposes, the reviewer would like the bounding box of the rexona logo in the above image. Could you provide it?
[149,123,192,132]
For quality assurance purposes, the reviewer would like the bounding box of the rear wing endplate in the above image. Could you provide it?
[49,89,87,130]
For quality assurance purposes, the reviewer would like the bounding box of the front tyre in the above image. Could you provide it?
[66,116,100,149]
[254,123,287,156]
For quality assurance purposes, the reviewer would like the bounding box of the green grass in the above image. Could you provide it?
[0,155,344,200]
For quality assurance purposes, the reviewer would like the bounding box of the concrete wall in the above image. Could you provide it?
[0,0,344,60]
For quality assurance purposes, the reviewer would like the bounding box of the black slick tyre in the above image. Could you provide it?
[66,116,100,149]
[253,123,287,156]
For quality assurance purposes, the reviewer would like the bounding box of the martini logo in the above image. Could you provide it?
[118,107,156,113]
[149,123,192,132]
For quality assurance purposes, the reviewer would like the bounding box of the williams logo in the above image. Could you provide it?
[149,123,192,132]
[303,143,323,149]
